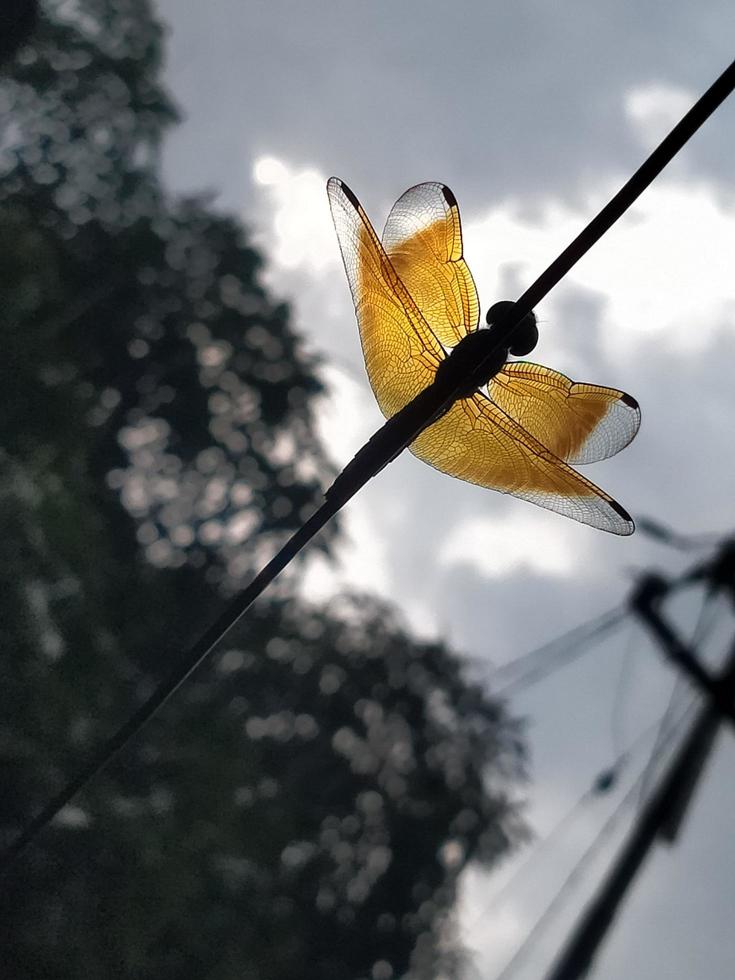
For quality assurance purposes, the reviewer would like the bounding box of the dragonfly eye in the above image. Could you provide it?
[509,321,539,356]
[485,301,539,357]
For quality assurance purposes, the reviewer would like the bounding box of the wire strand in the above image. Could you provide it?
[493,607,629,698]
[636,589,723,807]
[609,620,637,759]
[4,58,735,872]
[490,703,698,980]
[464,710,675,939]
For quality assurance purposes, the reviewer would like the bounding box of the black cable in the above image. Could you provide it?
[328,58,735,500]
[4,58,735,873]
[474,57,735,392]
[1,502,342,869]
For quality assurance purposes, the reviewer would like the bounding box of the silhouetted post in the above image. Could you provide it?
[632,573,735,730]
[543,550,735,980]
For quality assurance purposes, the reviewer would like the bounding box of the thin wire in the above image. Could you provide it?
[609,620,637,759]
[690,589,723,649]
[465,710,675,936]
[636,690,700,812]
[489,607,625,686]
[485,558,715,702]
[491,703,698,980]
[636,590,721,806]
[636,516,724,552]
[494,607,629,698]
[493,781,641,980]
[4,58,735,873]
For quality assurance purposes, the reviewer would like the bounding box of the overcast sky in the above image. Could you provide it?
[153,2,735,977]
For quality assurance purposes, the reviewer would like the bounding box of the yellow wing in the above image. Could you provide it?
[327,177,444,418]
[488,361,641,464]
[411,391,634,534]
[329,177,635,534]
[381,182,480,346]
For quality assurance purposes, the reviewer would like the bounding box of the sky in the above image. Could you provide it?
[153,2,735,977]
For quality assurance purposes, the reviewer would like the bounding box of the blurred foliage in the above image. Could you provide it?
[0,1,38,66]
[3,591,527,980]
[0,0,331,588]
[0,2,528,978]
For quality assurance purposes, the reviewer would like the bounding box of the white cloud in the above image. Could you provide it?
[624,82,698,151]
[439,511,577,578]
[252,153,735,374]
[464,178,735,358]
[251,155,338,275]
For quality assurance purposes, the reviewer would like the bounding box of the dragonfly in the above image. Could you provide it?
[327,178,641,534]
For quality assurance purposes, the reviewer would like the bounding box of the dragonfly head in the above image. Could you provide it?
[486,301,539,357]
[436,301,540,398]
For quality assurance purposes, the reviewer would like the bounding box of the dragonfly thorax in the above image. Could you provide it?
[435,329,509,397]
[434,301,539,398]
[486,301,539,356]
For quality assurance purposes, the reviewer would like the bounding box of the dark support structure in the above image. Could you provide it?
[543,545,735,980]
[632,574,735,730]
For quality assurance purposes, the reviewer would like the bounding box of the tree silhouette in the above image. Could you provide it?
[0,2,527,977]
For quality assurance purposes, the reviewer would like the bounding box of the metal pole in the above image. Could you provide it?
[543,634,735,980]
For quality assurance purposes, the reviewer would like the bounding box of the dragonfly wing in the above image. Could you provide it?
[488,361,641,464]
[382,182,479,347]
[328,177,444,418]
[410,391,634,534]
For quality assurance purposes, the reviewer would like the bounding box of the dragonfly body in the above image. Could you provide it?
[435,304,539,397]
[327,177,640,534]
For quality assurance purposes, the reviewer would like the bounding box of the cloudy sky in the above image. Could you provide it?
[153,2,735,976]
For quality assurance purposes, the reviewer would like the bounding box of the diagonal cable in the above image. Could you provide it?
[492,606,629,698]
[3,58,735,872]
